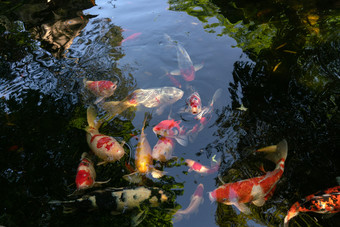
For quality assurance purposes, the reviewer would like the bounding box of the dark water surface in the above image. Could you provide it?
[0,0,339,226]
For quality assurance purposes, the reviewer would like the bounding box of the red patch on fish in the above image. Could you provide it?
[90,134,101,143]
[96,137,114,150]
[181,66,195,81]
[76,170,93,188]
[192,162,203,171]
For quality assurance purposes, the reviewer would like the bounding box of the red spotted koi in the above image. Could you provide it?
[153,119,188,146]
[84,79,117,104]
[152,136,175,162]
[74,152,110,191]
[208,140,288,214]
[284,185,340,227]
[185,157,220,175]
[174,184,204,222]
[86,106,125,165]
[186,88,222,143]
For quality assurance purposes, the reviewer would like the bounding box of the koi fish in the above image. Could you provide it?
[153,119,188,146]
[185,158,220,175]
[186,91,202,115]
[208,139,288,214]
[86,106,125,165]
[69,152,110,196]
[102,87,183,121]
[164,33,203,81]
[84,79,117,104]
[186,88,222,143]
[152,136,175,162]
[121,32,142,44]
[123,114,164,184]
[49,186,170,225]
[284,186,340,227]
[174,184,204,222]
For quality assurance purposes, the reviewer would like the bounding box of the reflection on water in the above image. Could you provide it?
[1,0,339,226]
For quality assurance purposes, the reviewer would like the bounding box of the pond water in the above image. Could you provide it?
[0,0,339,226]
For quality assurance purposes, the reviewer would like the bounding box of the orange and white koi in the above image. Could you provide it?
[284,185,340,227]
[102,87,183,121]
[185,157,220,175]
[152,136,175,162]
[153,119,188,146]
[174,184,204,222]
[164,33,203,82]
[84,79,117,104]
[86,106,125,165]
[123,114,164,184]
[208,140,288,214]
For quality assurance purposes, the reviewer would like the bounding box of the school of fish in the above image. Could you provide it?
[49,33,339,226]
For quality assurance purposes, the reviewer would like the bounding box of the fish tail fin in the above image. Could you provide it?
[268,139,288,163]
[173,212,184,223]
[123,172,143,184]
[83,78,88,87]
[257,139,288,164]
[209,88,222,107]
[164,33,175,45]
[101,101,128,122]
[284,202,300,227]
[86,105,102,130]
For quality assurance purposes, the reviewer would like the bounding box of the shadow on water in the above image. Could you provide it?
[0,0,339,226]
